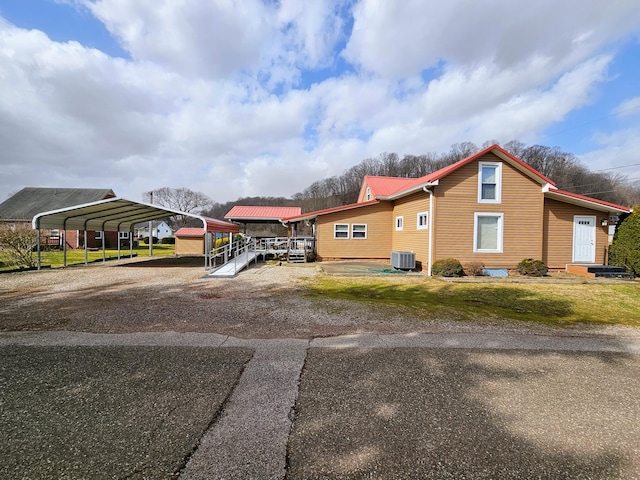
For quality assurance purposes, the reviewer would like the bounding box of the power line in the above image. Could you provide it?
[595,163,640,172]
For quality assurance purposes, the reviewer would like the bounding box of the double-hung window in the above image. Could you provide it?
[474,213,503,253]
[395,216,404,231]
[352,224,367,239]
[334,224,349,239]
[478,162,502,203]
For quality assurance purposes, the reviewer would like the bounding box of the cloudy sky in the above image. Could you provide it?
[1,0,639,204]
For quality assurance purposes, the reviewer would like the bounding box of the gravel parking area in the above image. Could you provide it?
[2,256,637,339]
[0,345,252,479]
[0,257,477,338]
[288,348,640,479]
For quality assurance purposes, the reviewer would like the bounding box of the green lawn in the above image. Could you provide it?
[306,276,640,328]
[0,244,175,271]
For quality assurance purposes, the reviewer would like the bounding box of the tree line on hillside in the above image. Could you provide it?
[149,140,640,230]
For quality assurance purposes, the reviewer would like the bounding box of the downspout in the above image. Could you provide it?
[423,186,434,276]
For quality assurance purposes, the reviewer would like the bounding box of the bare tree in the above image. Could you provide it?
[148,187,214,228]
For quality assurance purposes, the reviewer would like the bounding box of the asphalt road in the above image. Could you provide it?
[1,332,640,479]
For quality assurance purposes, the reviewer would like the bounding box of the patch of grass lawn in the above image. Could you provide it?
[306,276,640,328]
[0,245,175,271]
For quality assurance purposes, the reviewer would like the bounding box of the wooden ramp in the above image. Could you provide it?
[209,251,258,278]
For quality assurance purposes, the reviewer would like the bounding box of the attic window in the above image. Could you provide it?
[366,187,372,201]
[478,162,502,203]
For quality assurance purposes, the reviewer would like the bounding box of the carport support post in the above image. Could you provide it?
[36,227,41,270]
[204,231,209,270]
[148,220,153,257]
[62,219,68,267]
[84,230,88,265]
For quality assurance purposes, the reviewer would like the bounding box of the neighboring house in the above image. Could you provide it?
[282,144,632,274]
[135,221,173,241]
[0,187,121,248]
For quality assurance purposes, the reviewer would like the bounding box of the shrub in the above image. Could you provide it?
[161,236,175,245]
[464,262,485,276]
[0,225,38,268]
[516,258,548,276]
[431,258,464,277]
[609,209,640,277]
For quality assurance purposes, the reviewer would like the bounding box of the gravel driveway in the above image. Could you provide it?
[1,256,636,339]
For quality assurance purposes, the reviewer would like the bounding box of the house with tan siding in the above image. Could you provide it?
[283,144,632,275]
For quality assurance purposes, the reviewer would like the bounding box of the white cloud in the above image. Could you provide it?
[344,0,640,77]
[1,0,640,206]
[83,0,273,78]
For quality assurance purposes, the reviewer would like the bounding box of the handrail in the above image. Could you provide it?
[208,236,257,274]
[208,236,316,271]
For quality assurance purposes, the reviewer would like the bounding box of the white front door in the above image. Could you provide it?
[573,216,596,263]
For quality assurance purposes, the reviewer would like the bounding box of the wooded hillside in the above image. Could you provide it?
[203,140,639,218]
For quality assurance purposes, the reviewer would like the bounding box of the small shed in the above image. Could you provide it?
[175,228,208,255]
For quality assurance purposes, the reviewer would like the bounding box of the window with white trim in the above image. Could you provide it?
[417,212,429,230]
[365,187,372,201]
[395,216,404,231]
[352,224,367,239]
[474,213,503,252]
[478,162,502,203]
[119,232,130,239]
[334,224,349,239]
[95,231,103,240]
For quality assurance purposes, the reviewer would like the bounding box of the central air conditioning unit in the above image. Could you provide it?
[391,251,415,270]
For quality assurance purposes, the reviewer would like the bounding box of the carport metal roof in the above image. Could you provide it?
[32,197,239,234]
[32,197,239,270]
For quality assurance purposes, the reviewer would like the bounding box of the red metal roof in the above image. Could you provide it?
[362,176,415,197]
[545,188,631,213]
[203,216,239,233]
[175,228,205,237]
[225,205,302,221]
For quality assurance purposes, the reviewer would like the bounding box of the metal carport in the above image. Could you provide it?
[32,197,239,270]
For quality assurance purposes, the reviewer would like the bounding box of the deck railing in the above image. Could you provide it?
[208,236,315,269]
